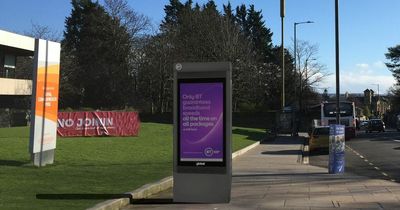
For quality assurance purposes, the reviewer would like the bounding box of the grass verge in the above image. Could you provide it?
[0,123,264,210]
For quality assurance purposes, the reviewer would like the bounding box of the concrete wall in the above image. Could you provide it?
[0,78,32,95]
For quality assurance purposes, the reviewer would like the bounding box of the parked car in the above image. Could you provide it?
[309,126,330,151]
[366,119,385,133]
[360,120,369,129]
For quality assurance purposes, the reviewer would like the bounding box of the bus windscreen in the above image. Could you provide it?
[323,103,353,117]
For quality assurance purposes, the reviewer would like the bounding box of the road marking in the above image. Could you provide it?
[394,140,400,143]
[347,145,396,183]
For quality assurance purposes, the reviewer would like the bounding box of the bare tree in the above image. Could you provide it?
[290,40,330,109]
[24,22,61,42]
[104,0,151,36]
[103,0,153,107]
[294,40,330,90]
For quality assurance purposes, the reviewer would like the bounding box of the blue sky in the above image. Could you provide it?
[1,0,399,94]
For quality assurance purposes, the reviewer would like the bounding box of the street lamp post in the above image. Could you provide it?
[294,21,314,111]
[294,21,314,78]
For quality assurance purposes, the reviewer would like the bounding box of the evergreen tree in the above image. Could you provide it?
[62,0,132,109]
[246,5,273,62]
[161,0,184,31]
[223,2,234,24]
[385,44,400,111]
[63,0,93,53]
[60,0,96,108]
[138,0,299,112]
[386,44,400,84]
[235,5,249,35]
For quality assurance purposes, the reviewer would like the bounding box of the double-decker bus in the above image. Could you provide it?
[320,101,356,140]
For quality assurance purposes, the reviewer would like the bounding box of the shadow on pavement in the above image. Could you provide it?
[261,150,300,155]
[309,148,329,156]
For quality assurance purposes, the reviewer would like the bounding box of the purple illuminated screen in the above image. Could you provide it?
[179,82,224,162]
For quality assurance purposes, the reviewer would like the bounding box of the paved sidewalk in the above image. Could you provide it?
[123,136,400,209]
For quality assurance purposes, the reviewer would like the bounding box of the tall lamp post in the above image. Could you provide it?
[281,0,285,111]
[294,21,314,76]
[294,21,314,111]
[335,0,341,124]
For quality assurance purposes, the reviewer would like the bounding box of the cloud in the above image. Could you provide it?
[355,63,373,74]
[321,61,395,94]
[356,63,369,69]
[323,74,395,94]
[372,61,386,69]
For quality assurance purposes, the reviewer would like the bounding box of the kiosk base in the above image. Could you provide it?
[173,172,231,203]
[31,149,54,167]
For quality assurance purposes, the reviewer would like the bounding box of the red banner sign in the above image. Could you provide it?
[57,112,140,137]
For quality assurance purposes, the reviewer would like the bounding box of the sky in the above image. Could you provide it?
[0,0,399,94]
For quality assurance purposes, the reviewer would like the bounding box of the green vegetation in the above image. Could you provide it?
[58,0,320,113]
[0,123,264,210]
[386,44,400,112]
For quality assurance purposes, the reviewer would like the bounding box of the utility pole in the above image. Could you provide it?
[335,0,341,124]
[281,0,285,111]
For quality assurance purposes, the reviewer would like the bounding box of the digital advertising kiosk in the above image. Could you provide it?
[173,62,232,203]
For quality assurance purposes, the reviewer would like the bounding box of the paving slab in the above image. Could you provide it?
[122,136,400,210]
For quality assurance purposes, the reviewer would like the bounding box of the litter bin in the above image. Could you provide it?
[329,124,345,174]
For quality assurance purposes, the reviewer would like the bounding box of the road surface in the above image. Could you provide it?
[310,129,400,183]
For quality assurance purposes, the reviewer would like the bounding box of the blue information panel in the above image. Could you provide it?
[329,124,345,174]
